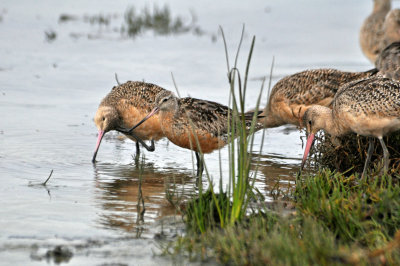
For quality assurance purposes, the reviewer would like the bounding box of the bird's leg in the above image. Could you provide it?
[195,152,204,177]
[132,134,155,152]
[135,141,140,157]
[362,137,374,178]
[379,137,390,175]
[117,127,155,152]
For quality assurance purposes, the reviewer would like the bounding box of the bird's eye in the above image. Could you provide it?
[102,117,106,121]
[162,97,168,103]
[308,120,312,125]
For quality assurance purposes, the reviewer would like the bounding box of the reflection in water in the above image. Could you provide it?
[92,148,301,235]
[93,161,195,235]
[251,153,299,200]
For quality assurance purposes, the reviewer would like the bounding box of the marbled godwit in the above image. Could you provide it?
[360,0,391,63]
[130,90,264,176]
[261,68,378,128]
[92,81,167,163]
[301,76,400,177]
[376,41,400,79]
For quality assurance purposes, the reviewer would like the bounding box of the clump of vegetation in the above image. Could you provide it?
[83,13,114,26]
[311,132,400,174]
[184,190,230,233]
[58,5,206,40]
[121,5,204,37]
[58,14,79,23]
[164,171,400,265]
[295,169,400,248]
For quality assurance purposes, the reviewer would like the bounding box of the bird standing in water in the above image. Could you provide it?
[92,81,168,163]
[129,90,264,176]
[301,76,400,177]
[261,68,377,128]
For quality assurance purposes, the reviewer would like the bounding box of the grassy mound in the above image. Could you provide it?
[309,131,400,175]
[164,171,400,265]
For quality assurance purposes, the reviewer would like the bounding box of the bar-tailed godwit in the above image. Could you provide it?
[129,90,263,176]
[301,76,400,177]
[92,81,168,163]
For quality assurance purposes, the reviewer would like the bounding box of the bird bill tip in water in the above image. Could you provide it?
[301,133,315,170]
[92,130,105,163]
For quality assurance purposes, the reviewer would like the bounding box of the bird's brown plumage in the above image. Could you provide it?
[94,81,167,141]
[301,76,400,175]
[154,91,263,153]
[379,9,400,55]
[261,68,377,128]
[375,41,400,80]
[92,81,169,162]
[360,0,392,63]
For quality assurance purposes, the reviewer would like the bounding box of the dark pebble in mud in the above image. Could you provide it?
[45,245,73,263]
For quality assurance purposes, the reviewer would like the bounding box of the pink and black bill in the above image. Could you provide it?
[300,133,315,170]
[92,130,105,163]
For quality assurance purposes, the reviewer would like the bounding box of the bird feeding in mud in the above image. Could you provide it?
[261,68,378,128]
[92,81,168,163]
[128,90,264,176]
[301,76,400,177]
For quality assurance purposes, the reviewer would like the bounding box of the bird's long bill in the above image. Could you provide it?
[301,133,315,170]
[127,107,159,133]
[92,130,105,163]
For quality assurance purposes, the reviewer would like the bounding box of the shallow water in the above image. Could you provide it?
[0,0,381,264]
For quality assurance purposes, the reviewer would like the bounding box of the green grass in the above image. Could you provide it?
[179,26,266,233]
[164,171,400,265]
[295,170,400,248]
[122,5,203,37]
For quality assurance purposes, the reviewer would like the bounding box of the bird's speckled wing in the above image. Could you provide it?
[177,97,231,137]
[334,77,400,117]
[269,69,375,106]
[102,81,167,112]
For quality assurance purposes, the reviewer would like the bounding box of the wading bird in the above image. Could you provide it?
[92,81,168,163]
[129,90,263,176]
[301,76,400,177]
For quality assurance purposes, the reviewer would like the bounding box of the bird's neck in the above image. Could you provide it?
[374,0,391,13]
[315,107,348,137]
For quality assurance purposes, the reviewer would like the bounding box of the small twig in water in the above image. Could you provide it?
[42,170,53,186]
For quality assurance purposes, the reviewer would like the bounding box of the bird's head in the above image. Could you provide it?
[92,105,120,163]
[154,90,178,112]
